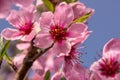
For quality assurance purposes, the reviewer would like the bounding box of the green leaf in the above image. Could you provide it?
[0,40,10,59]
[42,0,54,12]
[63,0,77,3]
[73,11,92,23]
[61,76,66,80]
[0,37,4,50]
[117,68,120,73]
[4,52,12,63]
[4,52,18,72]
[44,70,51,80]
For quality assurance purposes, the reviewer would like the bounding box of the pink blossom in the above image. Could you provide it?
[90,72,102,80]
[69,1,94,21]
[36,0,43,6]
[51,64,90,80]
[66,64,90,80]
[16,43,30,50]
[62,44,90,80]
[90,38,120,80]
[90,55,120,80]
[63,44,82,73]
[34,2,88,55]
[103,38,120,55]
[70,26,92,45]
[1,6,36,41]
[0,0,34,19]
[12,0,34,7]
[29,73,43,80]
[51,71,65,80]
[51,43,89,80]
[0,0,12,18]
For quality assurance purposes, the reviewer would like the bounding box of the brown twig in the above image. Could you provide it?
[14,43,38,80]
[14,38,55,80]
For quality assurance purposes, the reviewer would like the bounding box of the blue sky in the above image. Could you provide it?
[79,0,120,67]
[0,0,120,68]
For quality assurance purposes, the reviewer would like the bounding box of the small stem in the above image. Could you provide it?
[32,42,55,61]
[9,62,18,72]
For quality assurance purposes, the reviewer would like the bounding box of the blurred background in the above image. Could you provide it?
[0,0,120,70]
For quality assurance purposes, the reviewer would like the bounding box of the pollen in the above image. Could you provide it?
[49,25,67,42]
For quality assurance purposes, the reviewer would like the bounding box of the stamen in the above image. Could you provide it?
[49,24,67,42]
[19,21,33,35]
[99,58,120,77]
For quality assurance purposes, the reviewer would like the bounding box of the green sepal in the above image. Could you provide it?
[117,68,120,73]
[42,0,54,12]
[0,40,11,59]
[44,70,51,80]
[61,76,66,80]
[4,52,12,63]
[63,0,77,3]
[73,11,92,23]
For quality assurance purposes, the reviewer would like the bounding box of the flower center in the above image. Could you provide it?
[99,58,120,77]
[19,21,33,35]
[65,46,81,63]
[49,25,67,42]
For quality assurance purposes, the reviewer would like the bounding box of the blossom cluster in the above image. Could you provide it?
[0,0,120,80]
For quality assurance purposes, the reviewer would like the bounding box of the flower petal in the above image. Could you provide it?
[34,32,53,49]
[54,2,74,27]
[14,54,26,67]
[0,0,12,18]
[68,23,87,38]
[7,10,22,28]
[51,72,63,80]
[12,0,34,7]
[63,59,73,74]
[1,28,23,40]
[90,72,102,80]
[53,56,64,72]
[70,30,91,46]
[7,8,34,28]
[103,38,120,54]
[40,12,54,28]
[52,41,71,56]
[70,2,94,21]
[16,43,30,50]
[70,2,86,19]
[21,30,35,41]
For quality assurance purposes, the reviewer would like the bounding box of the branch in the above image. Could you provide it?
[14,45,38,80]
[14,39,55,80]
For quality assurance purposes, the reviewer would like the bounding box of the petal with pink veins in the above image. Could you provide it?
[40,12,54,28]
[68,23,87,38]
[90,72,102,80]
[70,2,86,19]
[34,32,53,49]
[52,41,71,56]
[21,30,35,41]
[0,0,12,18]
[54,2,74,27]
[1,28,23,40]
[7,10,22,28]
[103,38,120,54]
